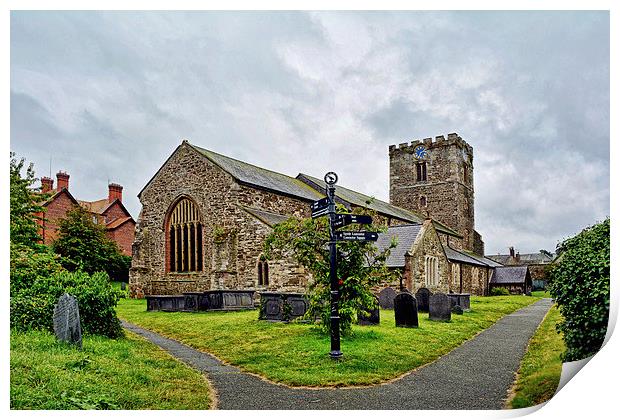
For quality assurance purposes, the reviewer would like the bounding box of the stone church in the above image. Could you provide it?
[129,133,501,298]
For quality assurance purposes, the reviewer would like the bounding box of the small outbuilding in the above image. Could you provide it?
[489,266,532,295]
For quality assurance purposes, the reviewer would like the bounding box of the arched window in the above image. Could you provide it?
[168,198,203,273]
[416,162,427,182]
[257,259,269,286]
[425,256,439,286]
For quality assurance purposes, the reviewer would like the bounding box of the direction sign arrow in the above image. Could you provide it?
[333,214,373,229]
[311,207,330,219]
[335,231,379,242]
[311,197,329,212]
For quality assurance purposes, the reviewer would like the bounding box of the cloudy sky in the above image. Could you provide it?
[10,11,609,254]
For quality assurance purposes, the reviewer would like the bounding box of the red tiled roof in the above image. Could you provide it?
[105,216,134,230]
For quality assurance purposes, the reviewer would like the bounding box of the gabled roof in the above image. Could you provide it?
[40,188,79,207]
[105,216,135,230]
[78,198,109,214]
[490,266,530,284]
[240,206,292,227]
[297,173,459,237]
[375,224,423,268]
[190,144,323,202]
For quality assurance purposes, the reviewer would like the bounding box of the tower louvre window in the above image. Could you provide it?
[416,162,427,182]
[167,198,203,273]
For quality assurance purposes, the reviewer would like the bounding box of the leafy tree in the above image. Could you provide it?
[52,205,129,280]
[548,218,610,362]
[9,152,48,248]
[264,207,397,335]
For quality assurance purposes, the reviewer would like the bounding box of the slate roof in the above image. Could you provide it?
[443,245,488,266]
[486,252,554,265]
[374,224,423,268]
[297,173,459,237]
[190,144,323,202]
[490,266,530,284]
[240,206,292,227]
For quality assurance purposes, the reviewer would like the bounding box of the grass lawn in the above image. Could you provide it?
[116,295,539,387]
[508,305,565,408]
[531,291,552,298]
[10,330,212,409]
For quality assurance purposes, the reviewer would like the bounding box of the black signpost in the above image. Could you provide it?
[310,172,377,360]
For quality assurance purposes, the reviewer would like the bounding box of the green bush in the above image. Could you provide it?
[548,218,610,362]
[11,271,123,338]
[490,287,510,296]
[10,243,65,297]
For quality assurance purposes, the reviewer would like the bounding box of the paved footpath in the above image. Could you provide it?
[122,298,553,410]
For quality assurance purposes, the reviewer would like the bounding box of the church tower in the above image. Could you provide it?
[389,133,481,253]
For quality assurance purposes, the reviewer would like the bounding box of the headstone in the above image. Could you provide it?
[358,296,380,325]
[378,287,397,309]
[415,288,432,312]
[452,305,464,315]
[394,292,419,328]
[121,282,126,291]
[429,293,452,322]
[53,293,82,348]
[447,293,471,311]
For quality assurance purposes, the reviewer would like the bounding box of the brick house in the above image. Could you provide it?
[129,135,501,298]
[37,171,135,256]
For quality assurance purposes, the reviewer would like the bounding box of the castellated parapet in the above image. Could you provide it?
[389,133,477,252]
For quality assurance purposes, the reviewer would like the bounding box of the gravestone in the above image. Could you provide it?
[447,293,471,311]
[121,282,126,291]
[452,305,464,315]
[429,293,452,322]
[378,287,397,309]
[415,288,432,312]
[394,292,418,328]
[53,293,82,348]
[358,296,380,325]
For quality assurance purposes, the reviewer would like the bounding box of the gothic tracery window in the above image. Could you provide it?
[168,198,203,273]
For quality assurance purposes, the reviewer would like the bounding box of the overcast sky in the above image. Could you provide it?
[10,11,609,255]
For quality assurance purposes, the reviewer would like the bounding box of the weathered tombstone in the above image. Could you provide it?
[415,288,432,312]
[378,287,397,309]
[358,296,380,325]
[120,282,126,291]
[429,293,452,322]
[394,292,419,328]
[447,293,471,311]
[452,305,464,315]
[53,293,82,348]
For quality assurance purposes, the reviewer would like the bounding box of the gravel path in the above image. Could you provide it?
[122,298,553,410]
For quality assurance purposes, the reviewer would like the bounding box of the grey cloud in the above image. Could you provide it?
[10,11,609,255]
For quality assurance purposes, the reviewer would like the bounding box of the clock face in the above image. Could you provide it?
[414,145,429,160]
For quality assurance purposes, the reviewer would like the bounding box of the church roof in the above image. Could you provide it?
[240,206,292,227]
[190,144,323,202]
[375,224,423,268]
[490,266,530,284]
[297,173,459,237]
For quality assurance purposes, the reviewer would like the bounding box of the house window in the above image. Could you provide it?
[258,259,269,286]
[416,162,427,182]
[167,198,203,273]
[425,256,439,286]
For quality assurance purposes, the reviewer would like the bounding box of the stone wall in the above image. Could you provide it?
[405,221,450,293]
[389,133,476,251]
[129,142,311,298]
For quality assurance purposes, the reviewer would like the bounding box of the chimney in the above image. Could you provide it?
[41,177,54,193]
[108,183,123,203]
[56,171,69,191]
[509,246,515,257]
